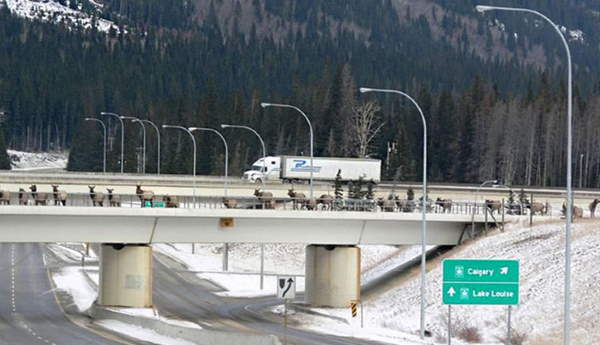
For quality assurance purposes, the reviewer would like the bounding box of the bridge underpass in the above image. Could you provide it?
[0,206,509,308]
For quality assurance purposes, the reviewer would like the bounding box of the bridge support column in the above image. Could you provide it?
[305,245,360,307]
[98,244,152,307]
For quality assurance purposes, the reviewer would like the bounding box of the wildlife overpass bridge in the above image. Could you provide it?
[0,206,511,308]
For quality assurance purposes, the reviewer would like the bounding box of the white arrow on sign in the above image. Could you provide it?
[500,267,509,275]
[448,287,456,297]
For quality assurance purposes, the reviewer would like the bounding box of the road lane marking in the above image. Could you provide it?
[10,245,59,345]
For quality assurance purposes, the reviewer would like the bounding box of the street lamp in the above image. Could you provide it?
[100,112,125,173]
[221,124,267,187]
[359,87,428,339]
[121,116,146,174]
[471,179,498,236]
[189,127,229,197]
[162,125,197,205]
[221,123,267,289]
[84,117,107,173]
[475,6,573,345]
[141,120,161,175]
[261,102,314,199]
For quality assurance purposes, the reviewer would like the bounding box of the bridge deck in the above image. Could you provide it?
[0,207,512,245]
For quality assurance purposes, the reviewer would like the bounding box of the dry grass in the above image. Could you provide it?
[456,325,482,343]
[495,329,528,345]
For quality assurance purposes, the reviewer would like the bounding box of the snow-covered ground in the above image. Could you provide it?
[292,219,600,345]
[4,0,119,33]
[7,149,68,170]
[154,243,405,297]
[95,320,197,345]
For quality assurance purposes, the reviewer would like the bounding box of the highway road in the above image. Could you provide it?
[2,170,600,202]
[0,243,132,345]
[153,252,388,345]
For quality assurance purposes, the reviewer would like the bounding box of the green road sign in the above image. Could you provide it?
[442,259,519,305]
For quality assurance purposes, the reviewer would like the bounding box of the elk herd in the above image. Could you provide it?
[2,183,600,219]
[0,184,179,208]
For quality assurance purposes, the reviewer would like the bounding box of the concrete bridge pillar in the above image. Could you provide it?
[305,245,360,307]
[98,244,153,307]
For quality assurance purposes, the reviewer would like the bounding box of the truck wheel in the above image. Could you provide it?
[255,178,262,185]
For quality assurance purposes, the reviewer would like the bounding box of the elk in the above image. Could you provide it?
[136,185,154,207]
[562,202,583,219]
[485,199,502,215]
[287,186,306,210]
[254,188,274,209]
[18,188,28,205]
[377,197,396,212]
[29,185,47,206]
[51,184,67,206]
[317,194,334,210]
[106,188,121,207]
[590,199,600,218]
[527,202,546,216]
[435,198,452,213]
[222,197,237,209]
[88,185,104,207]
[163,195,179,208]
[0,190,9,205]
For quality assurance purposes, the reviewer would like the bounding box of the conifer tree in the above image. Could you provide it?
[334,169,343,200]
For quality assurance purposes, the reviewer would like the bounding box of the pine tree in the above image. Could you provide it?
[0,123,10,170]
[334,169,343,200]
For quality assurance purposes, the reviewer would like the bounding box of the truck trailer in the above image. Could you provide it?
[242,156,381,183]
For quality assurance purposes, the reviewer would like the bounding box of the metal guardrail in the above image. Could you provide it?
[0,192,548,217]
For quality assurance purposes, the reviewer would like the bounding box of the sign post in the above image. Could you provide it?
[277,276,296,345]
[442,259,519,344]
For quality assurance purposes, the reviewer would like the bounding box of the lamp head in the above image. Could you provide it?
[188,127,198,131]
[475,5,493,13]
[161,125,169,128]
[221,124,229,128]
[260,102,271,108]
[84,117,93,121]
[359,87,372,93]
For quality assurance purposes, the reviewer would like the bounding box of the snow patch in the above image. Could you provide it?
[96,320,198,345]
[5,0,120,34]
[51,266,96,312]
[8,149,68,170]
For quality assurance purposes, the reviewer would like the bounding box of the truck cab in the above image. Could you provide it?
[242,156,281,183]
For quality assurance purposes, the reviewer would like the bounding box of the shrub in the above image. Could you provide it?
[456,326,482,343]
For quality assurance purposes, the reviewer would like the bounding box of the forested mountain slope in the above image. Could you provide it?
[0,0,599,187]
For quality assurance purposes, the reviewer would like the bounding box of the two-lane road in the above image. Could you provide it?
[0,243,130,345]
[153,253,388,345]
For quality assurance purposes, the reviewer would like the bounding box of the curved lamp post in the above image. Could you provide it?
[476,6,573,344]
[142,120,161,175]
[471,179,498,236]
[162,125,197,205]
[260,102,314,199]
[121,116,146,174]
[100,112,125,173]
[360,87,428,339]
[189,127,229,197]
[221,124,267,188]
[84,117,107,173]
[221,123,267,288]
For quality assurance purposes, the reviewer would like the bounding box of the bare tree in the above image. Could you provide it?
[350,101,383,158]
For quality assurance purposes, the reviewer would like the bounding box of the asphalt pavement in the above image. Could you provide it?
[0,243,128,345]
[152,252,388,345]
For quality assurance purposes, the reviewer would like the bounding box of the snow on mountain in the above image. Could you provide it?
[8,149,68,170]
[3,0,119,33]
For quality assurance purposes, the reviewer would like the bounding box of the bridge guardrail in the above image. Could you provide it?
[0,191,552,217]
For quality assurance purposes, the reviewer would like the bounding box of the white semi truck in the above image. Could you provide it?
[242,156,381,183]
